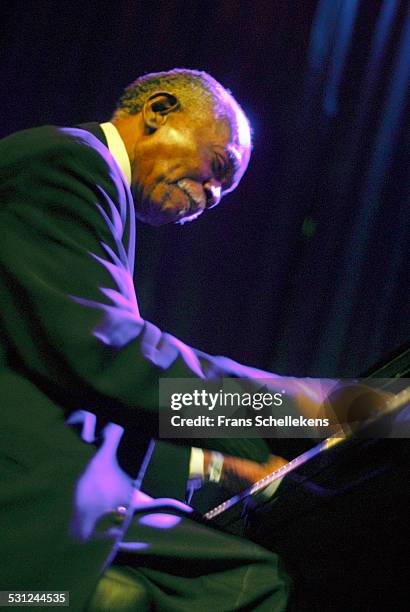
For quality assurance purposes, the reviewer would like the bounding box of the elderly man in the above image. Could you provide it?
[0,69,300,610]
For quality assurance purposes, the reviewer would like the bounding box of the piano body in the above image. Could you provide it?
[208,344,410,611]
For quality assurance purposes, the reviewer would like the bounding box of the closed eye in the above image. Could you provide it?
[213,151,240,188]
[212,154,228,181]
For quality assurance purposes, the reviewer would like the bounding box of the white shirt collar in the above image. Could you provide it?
[100,122,132,186]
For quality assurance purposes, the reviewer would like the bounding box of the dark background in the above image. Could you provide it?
[1,0,408,377]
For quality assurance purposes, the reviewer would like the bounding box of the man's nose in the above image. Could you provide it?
[203,180,222,208]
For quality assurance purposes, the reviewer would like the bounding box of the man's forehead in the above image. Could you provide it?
[226,105,252,172]
[198,92,250,142]
[215,106,251,193]
[210,113,251,157]
[215,90,251,148]
[230,105,251,150]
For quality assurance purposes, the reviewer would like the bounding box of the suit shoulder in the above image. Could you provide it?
[0,125,122,190]
[0,125,105,160]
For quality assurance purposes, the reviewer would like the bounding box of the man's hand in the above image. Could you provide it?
[323,383,393,433]
[203,450,288,494]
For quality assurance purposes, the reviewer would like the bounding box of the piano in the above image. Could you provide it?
[206,342,410,611]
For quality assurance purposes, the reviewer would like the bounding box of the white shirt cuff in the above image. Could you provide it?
[189,447,204,479]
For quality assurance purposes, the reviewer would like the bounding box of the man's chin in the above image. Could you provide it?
[135,210,171,226]
[135,201,203,226]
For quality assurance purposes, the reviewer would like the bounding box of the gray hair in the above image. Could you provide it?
[113,68,250,145]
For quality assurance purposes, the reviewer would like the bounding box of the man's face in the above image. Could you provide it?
[130,108,251,225]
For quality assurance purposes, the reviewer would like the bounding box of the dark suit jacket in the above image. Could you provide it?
[0,123,270,609]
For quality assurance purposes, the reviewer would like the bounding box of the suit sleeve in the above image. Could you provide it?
[0,129,223,417]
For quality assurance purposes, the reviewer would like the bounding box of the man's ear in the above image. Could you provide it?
[142,92,180,131]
